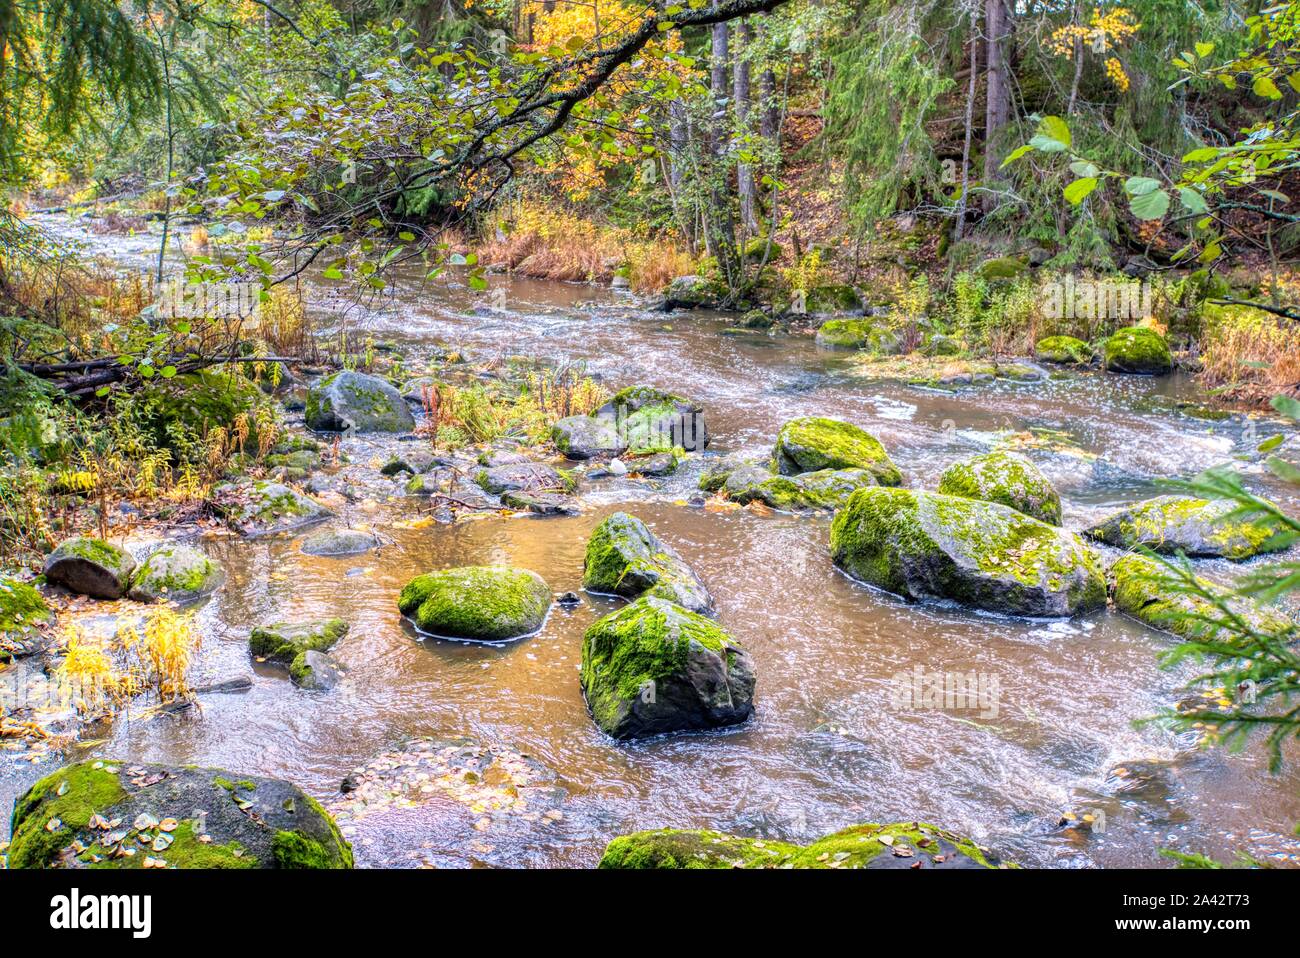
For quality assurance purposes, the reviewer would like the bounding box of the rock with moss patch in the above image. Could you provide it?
[580,595,753,739]
[596,386,708,453]
[814,318,902,354]
[127,543,224,604]
[1083,495,1288,560]
[938,451,1062,525]
[1103,326,1172,375]
[551,414,627,460]
[977,256,1029,282]
[476,462,569,495]
[305,370,415,433]
[582,512,714,615]
[398,566,552,641]
[660,274,724,311]
[290,649,344,691]
[773,416,902,484]
[598,821,1007,869]
[698,455,754,493]
[42,537,136,600]
[300,528,381,556]
[831,487,1106,616]
[1109,553,1294,641]
[0,577,52,662]
[627,451,678,477]
[500,490,580,516]
[215,480,333,536]
[250,618,348,664]
[1035,335,1093,365]
[725,467,877,513]
[806,284,863,315]
[7,760,352,869]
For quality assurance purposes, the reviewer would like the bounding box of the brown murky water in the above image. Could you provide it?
[6,215,1300,868]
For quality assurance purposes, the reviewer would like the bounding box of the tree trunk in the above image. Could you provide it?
[734,19,757,234]
[982,0,1011,195]
[955,19,978,241]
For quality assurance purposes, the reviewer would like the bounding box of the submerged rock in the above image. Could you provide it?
[725,467,878,513]
[830,487,1106,617]
[250,618,349,665]
[290,649,344,691]
[1103,326,1172,375]
[938,451,1062,525]
[305,370,416,433]
[599,821,1007,869]
[1109,553,1295,641]
[582,512,714,615]
[773,416,902,485]
[0,577,52,662]
[300,528,381,556]
[128,543,225,603]
[398,566,552,641]
[7,760,352,869]
[580,596,754,739]
[43,537,136,600]
[1083,495,1288,560]
[1035,335,1093,365]
[551,414,626,460]
[215,480,332,536]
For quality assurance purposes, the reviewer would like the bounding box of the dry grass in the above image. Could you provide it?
[1200,304,1300,405]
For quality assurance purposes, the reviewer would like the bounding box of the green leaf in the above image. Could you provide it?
[1253,76,1282,99]
[1064,177,1099,205]
[1258,434,1284,453]
[1182,146,1219,163]
[1124,176,1162,196]
[1271,394,1300,422]
[1178,187,1209,214]
[1129,188,1170,220]
[322,266,344,280]
[160,366,177,379]
[468,275,488,291]
[1000,144,1033,167]
[1194,41,1215,58]
[1267,456,1300,486]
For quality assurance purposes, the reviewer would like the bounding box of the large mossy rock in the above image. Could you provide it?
[305,370,415,433]
[551,414,626,460]
[599,821,1006,869]
[724,466,878,513]
[7,761,352,869]
[215,480,332,536]
[830,488,1106,617]
[1035,335,1093,365]
[938,451,1062,525]
[1103,326,1172,375]
[1109,553,1294,641]
[595,386,708,453]
[582,512,714,615]
[250,618,348,664]
[127,543,224,603]
[814,318,901,354]
[398,566,552,641]
[1083,495,1288,560]
[0,577,51,662]
[580,596,754,740]
[773,416,902,484]
[42,537,136,600]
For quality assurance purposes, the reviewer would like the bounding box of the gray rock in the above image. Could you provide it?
[582,512,715,616]
[500,490,580,516]
[551,414,626,460]
[127,543,224,603]
[476,462,568,495]
[305,371,415,433]
[214,481,332,536]
[42,538,136,600]
[1083,495,1288,560]
[300,529,381,557]
[290,650,344,690]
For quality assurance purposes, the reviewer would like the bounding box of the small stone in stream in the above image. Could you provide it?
[127,543,225,604]
[249,618,349,665]
[608,458,628,477]
[478,449,530,468]
[42,537,136,600]
[628,452,677,476]
[214,481,332,537]
[551,414,627,460]
[1103,326,1172,375]
[300,528,381,557]
[381,451,438,476]
[556,591,581,607]
[290,650,344,691]
[772,417,902,484]
[398,566,552,641]
[1083,495,1288,560]
[476,462,568,495]
[500,490,580,516]
[195,677,254,695]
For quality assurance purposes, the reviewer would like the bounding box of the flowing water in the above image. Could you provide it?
[6,215,1300,868]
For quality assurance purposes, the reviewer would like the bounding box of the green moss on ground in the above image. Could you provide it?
[937,450,1062,525]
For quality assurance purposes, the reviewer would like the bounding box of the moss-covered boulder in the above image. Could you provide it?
[698,455,754,493]
[773,416,902,485]
[1109,553,1295,641]
[0,577,52,662]
[305,370,416,433]
[596,386,708,453]
[398,566,551,641]
[580,595,754,740]
[599,821,1006,869]
[250,618,348,665]
[134,370,269,455]
[725,467,878,513]
[7,761,352,869]
[582,512,714,615]
[938,451,1062,525]
[977,256,1029,282]
[806,284,863,315]
[1083,495,1288,560]
[42,537,136,600]
[300,528,381,556]
[214,480,332,536]
[814,318,902,354]
[127,543,224,604]
[551,414,626,460]
[1103,326,1172,375]
[290,649,344,691]
[1035,335,1093,365]
[830,487,1106,616]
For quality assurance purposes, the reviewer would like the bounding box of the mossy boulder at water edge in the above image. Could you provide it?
[1035,335,1093,365]
[724,466,878,513]
[250,618,348,664]
[290,649,344,691]
[305,370,416,433]
[551,413,627,460]
[1108,554,1295,642]
[830,488,1106,617]
[42,537,136,600]
[580,596,754,740]
[1103,326,1172,375]
[214,480,333,536]
[127,543,224,603]
[773,416,902,485]
[1083,495,1289,560]
[814,318,902,354]
[938,451,1062,525]
[0,577,52,662]
[7,761,352,869]
[599,821,1008,869]
[595,386,708,453]
[582,512,714,615]
[398,566,552,641]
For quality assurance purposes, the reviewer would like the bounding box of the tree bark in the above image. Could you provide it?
[982,0,1011,195]
[734,19,757,233]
